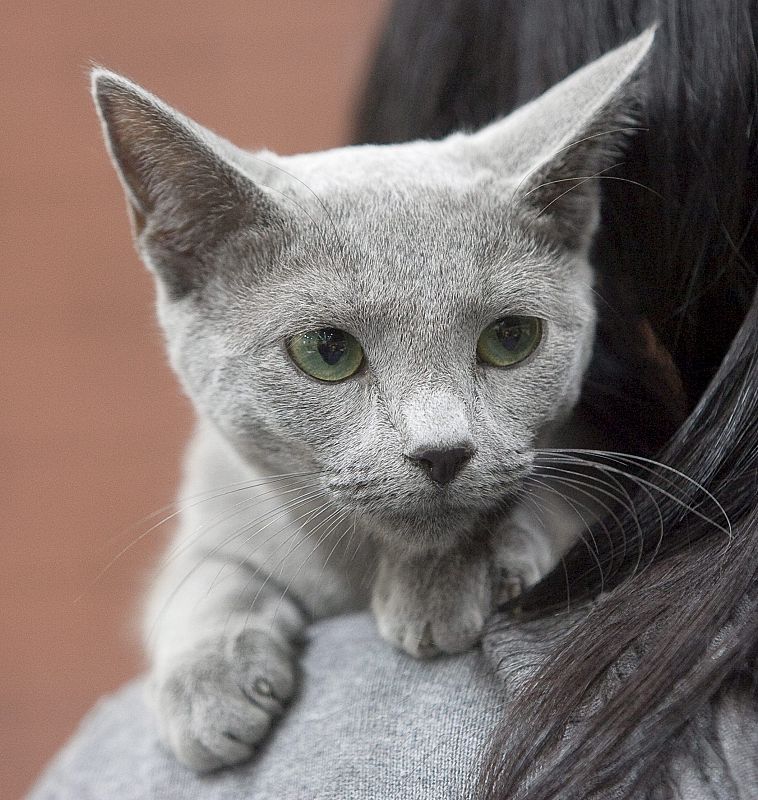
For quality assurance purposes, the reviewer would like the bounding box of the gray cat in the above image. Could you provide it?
[92,29,653,771]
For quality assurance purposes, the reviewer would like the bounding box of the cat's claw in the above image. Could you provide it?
[499,574,526,603]
[151,629,296,772]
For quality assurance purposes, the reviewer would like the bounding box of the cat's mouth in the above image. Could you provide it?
[326,476,521,548]
[327,479,513,511]
[322,455,532,550]
[326,462,528,511]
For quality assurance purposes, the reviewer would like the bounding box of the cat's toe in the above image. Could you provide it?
[169,689,269,771]
[402,621,441,658]
[377,608,485,658]
[431,607,486,654]
[152,630,297,771]
[232,629,296,710]
[372,588,488,658]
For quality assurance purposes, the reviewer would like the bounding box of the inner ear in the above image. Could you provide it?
[467,28,654,250]
[517,34,653,249]
[517,121,638,250]
[92,70,284,297]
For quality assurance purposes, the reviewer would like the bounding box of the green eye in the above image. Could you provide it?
[287,328,364,382]
[477,316,542,367]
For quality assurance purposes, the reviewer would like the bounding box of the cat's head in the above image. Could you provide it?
[92,30,653,552]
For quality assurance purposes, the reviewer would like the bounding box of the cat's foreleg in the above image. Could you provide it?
[370,486,583,660]
[145,542,306,771]
[143,448,367,772]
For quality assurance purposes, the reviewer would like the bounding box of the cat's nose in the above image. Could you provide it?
[408,446,475,485]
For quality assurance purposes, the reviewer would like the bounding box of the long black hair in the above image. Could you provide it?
[355,2,758,797]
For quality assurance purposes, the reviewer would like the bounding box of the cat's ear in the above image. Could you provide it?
[91,70,282,297]
[473,27,655,250]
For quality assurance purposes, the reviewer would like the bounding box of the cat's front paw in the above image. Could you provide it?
[151,629,297,772]
[371,550,494,658]
[493,514,558,604]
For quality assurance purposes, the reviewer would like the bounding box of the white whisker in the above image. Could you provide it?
[524,475,607,593]
[539,448,731,538]
[75,471,319,604]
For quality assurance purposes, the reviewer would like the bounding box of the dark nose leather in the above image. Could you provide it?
[408,446,475,485]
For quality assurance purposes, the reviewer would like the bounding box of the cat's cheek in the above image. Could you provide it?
[477,368,558,434]
[259,384,375,475]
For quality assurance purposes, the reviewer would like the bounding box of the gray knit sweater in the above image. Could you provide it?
[27,612,758,799]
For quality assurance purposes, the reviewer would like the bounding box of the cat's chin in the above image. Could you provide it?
[360,502,508,555]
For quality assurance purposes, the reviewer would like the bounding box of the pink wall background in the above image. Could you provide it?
[1,3,389,796]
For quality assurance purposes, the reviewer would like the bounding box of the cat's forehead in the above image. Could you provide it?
[281,173,530,303]
[261,140,528,274]
[243,189,570,340]
[232,142,581,332]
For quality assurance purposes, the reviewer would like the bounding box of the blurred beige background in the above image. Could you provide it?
[1,2,389,796]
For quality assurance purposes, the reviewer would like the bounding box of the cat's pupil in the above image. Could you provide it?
[496,323,525,351]
[316,328,347,365]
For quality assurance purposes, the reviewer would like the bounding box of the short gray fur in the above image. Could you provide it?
[91,31,654,770]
